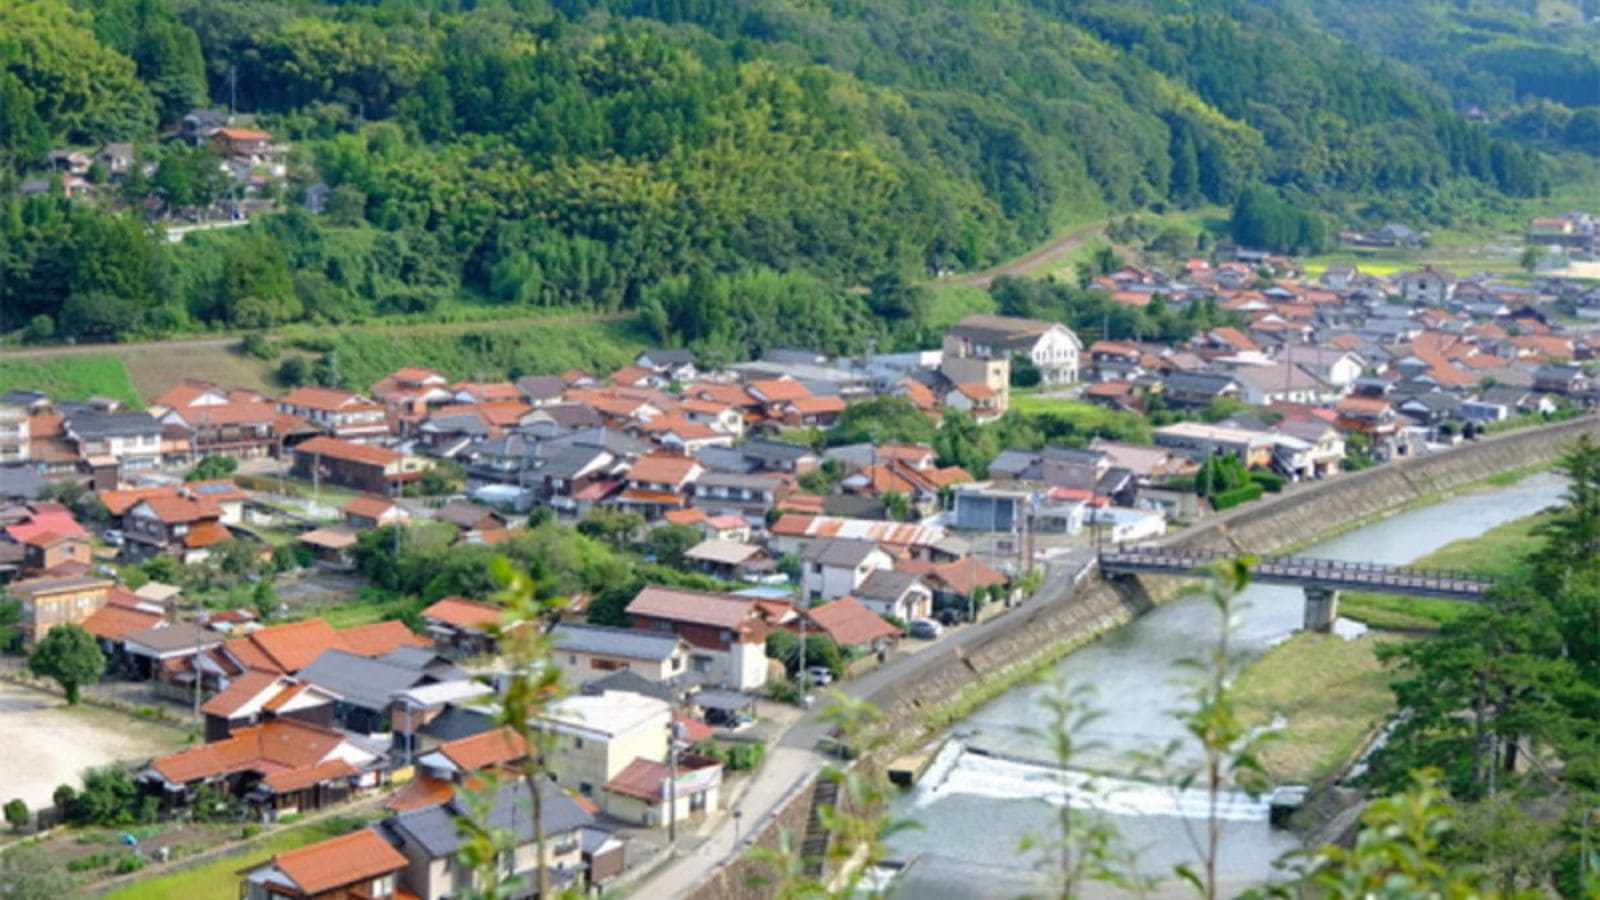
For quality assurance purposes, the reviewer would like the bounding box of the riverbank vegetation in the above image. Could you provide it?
[1340,511,1551,630]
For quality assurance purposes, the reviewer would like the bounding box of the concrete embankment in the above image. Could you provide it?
[685,416,1600,899]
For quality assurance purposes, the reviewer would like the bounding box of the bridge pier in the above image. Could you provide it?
[1302,586,1339,633]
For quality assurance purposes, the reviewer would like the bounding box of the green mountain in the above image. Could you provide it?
[0,0,1556,355]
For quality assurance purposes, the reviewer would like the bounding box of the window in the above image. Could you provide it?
[574,738,584,749]
[579,782,593,796]
[371,874,396,897]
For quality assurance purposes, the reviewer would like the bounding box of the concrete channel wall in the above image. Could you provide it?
[686,416,1600,899]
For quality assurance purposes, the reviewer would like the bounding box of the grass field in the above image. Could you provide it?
[1340,512,1549,630]
[1234,632,1399,782]
[0,357,145,406]
[103,816,368,900]
[1009,393,1152,442]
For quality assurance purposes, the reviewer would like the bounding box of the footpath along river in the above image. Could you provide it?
[884,473,1568,898]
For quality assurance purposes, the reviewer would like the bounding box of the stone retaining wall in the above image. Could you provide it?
[686,416,1600,899]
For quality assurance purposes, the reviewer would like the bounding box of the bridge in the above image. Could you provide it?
[1098,547,1492,631]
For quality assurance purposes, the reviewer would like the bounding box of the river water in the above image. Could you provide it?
[886,474,1568,898]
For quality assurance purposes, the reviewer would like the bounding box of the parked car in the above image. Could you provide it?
[103,529,124,547]
[909,619,943,640]
[936,608,963,627]
[805,666,834,686]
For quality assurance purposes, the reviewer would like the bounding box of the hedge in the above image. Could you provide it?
[1249,470,1287,493]
[1211,482,1266,510]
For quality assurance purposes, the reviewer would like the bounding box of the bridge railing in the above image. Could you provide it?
[1097,547,1490,589]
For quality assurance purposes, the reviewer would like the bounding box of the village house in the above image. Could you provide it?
[800,596,900,654]
[61,403,163,478]
[1395,266,1457,306]
[419,596,505,656]
[297,647,467,734]
[625,586,771,689]
[683,538,771,580]
[945,314,1082,385]
[277,387,390,444]
[799,538,895,602]
[341,495,411,530]
[691,471,786,524]
[551,623,692,684]
[199,672,341,742]
[1152,422,1276,468]
[380,781,599,897]
[291,437,429,495]
[537,690,673,801]
[152,381,295,460]
[9,572,114,646]
[241,827,409,900]
[849,568,933,622]
[615,451,703,520]
[141,717,378,817]
[120,491,231,562]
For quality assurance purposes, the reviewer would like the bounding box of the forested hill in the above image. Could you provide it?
[0,0,1551,355]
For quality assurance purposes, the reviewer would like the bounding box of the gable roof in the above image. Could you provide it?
[552,622,685,662]
[293,436,401,467]
[627,452,700,486]
[436,727,528,773]
[278,387,374,413]
[800,537,884,568]
[227,619,344,674]
[854,569,926,602]
[339,620,430,657]
[421,596,503,631]
[271,828,406,895]
[805,597,901,647]
[626,586,765,630]
[150,718,348,784]
[342,495,404,520]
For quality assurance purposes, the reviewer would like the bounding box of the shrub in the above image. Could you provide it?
[113,853,146,874]
[1249,470,1286,493]
[1211,482,1266,510]
[67,852,112,872]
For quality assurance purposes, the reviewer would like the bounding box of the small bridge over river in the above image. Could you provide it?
[1098,547,1492,631]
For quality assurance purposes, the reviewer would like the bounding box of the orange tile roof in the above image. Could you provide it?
[747,379,811,403]
[278,387,377,412]
[261,758,355,794]
[140,493,222,525]
[627,452,699,486]
[438,727,528,772]
[787,396,847,415]
[805,597,901,648]
[216,126,271,141]
[450,381,522,402]
[663,508,709,526]
[184,520,232,549]
[342,495,403,519]
[230,619,344,674]
[171,400,280,427]
[604,758,671,802]
[384,775,457,811]
[421,596,503,631]
[294,436,401,467]
[610,365,656,387]
[151,718,344,784]
[81,604,163,642]
[272,828,406,896]
[99,486,173,517]
[339,620,429,657]
[200,670,282,717]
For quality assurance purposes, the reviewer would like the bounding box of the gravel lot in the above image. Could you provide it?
[0,681,189,809]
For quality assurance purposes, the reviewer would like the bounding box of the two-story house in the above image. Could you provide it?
[292,437,429,495]
[551,623,691,685]
[536,690,673,800]
[690,472,784,525]
[615,452,702,520]
[1152,422,1276,469]
[944,314,1082,385]
[1395,266,1457,306]
[62,404,162,476]
[8,572,114,645]
[277,387,390,444]
[799,538,895,602]
[152,381,288,460]
[123,493,230,562]
[625,586,771,689]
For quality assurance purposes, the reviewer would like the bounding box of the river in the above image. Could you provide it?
[885,473,1568,898]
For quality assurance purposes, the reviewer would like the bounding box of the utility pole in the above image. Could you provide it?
[229,64,237,116]
[667,723,680,844]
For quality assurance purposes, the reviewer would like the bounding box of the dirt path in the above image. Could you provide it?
[936,221,1106,289]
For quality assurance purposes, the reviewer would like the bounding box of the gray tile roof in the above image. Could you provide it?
[64,409,160,439]
[552,623,683,662]
[298,649,443,712]
[800,537,881,568]
[854,569,924,602]
[387,779,592,859]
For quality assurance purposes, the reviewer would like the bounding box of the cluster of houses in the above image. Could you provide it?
[18,107,288,212]
[1079,256,1600,461]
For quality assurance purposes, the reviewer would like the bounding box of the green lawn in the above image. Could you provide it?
[1340,513,1549,631]
[103,816,366,900]
[0,357,143,407]
[1234,632,1399,782]
[1010,394,1152,442]
[920,285,995,331]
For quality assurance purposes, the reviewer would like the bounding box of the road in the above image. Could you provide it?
[644,550,1097,898]
[937,221,1105,289]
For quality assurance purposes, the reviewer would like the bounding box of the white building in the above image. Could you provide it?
[799,538,894,602]
[944,314,1082,385]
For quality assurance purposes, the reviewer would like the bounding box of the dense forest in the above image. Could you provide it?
[0,0,1564,359]
[1280,0,1600,155]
